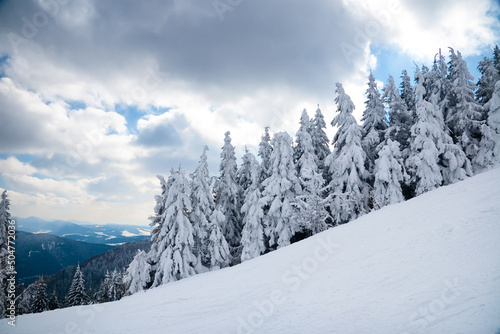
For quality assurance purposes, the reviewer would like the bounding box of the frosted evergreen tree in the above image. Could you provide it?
[362,71,389,174]
[48,290,60,310]
[190,146,214,272]
[294,109,312,170]
[149,174,172,240]
[325,83,370,225]
[123,250,152,295]
[149,169,196,287]
[400,69,416,114]
[205,207,231,269]
[237,147,254,195]
[261,132,302,249]
[0,190,10,319]
[373,139,406,209]
[240,152,266,262]
[406,67,445,195]
[475,80,500,167]
[446,48,484,166]
[66,264,90,307]
[258,127,273,184]
[31,276,49,313]
[96,270,111,303]
[214,131,242,263]
[383,75,412,155]
[15,280,38,315]
[476,56,500,106]
[108,269,124,301]
[310,105,331,182]
[494,44,500,73]
[294,112,328,234]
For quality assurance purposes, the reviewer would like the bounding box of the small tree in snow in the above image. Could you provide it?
[30,276,49,313]
[48,290,60,310]
[205,207,231,269]
[66,264,90,307]
[325,83,370,225]
[373,139,406,209]
[240,152,266,262]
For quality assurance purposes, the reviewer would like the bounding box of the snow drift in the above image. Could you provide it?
[2,168,500,334]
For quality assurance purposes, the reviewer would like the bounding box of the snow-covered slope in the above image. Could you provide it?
[3,168,500,334]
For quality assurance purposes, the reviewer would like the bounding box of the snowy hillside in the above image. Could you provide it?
[3,168,500,334]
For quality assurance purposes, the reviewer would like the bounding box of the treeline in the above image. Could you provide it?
[122,46,500,296]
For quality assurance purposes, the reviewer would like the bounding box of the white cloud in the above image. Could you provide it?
[0,157,37,176]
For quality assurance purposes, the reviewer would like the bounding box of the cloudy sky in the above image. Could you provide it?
[0,0,498,226]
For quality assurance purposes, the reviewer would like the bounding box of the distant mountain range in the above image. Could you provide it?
[14,216,151,245]
[16,231,115,286]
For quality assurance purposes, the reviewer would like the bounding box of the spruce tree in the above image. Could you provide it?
[66,264,90,307]
[206,207,231,269]
[446,48,484,167]
[96,270,111,303]
[258,127,273,184]
[240,152,266,262]
[310,105,331,183]
[261,132,302,249]
[190,146,214,272]
[383,75,412,155]
[294,112,328,235]
[294,109,312,171]
[373,139,406,209]
[31,276,49,313]
[123,250,152,295]
[362,71,388,175]
[476,56,500,106]
[48,290,60,310]
[149,169,196,287]
[325,83,370,225]
[400,69,416,115]
[214,131,242,264]
[406,67,445,195]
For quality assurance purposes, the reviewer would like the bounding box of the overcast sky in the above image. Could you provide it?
[0,0,499,225]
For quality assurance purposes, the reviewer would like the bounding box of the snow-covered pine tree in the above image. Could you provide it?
[66,264,90,307]
[48,290,60,310]
[294,109,312,170]
[261,132,302,249]
[214,131,242,264]
[15,280,38,315]
[406,67,444,195]
[373,139,406,209]
[476,56,500,106]
[476,80,500,167]
[237,147,254,195]
[446,48,484,167]
[95,270,111,303]
[362,71,389,176]
[149,168,196,287]
[0,190,10,319]
[30,276,49,313]
[123,249,152,295]
[205,207,231,269]
[423,52,470,184]
[494,44,500,73]
[240,152,266,262]
[258,127,273,184]
[294,111,328,235]
[190,146,214,272]
[310,105,331,183]
[383,75,412,156]
[400,69,416,115]
[325,83,370,225]
[108,269,124,301]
